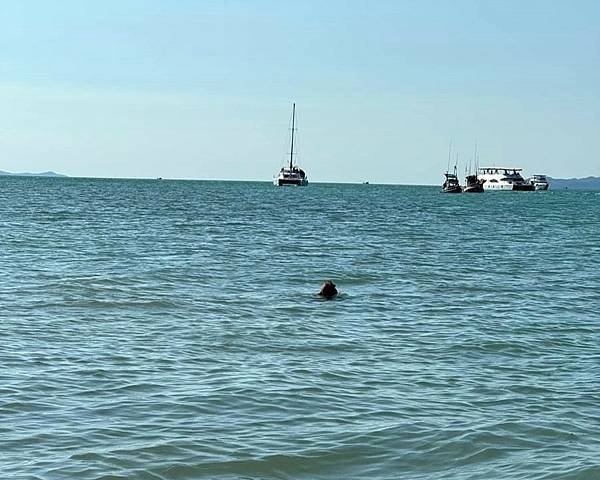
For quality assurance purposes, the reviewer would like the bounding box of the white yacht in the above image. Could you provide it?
[478,167,534,191]
[274,103,308,187]
[528,174,550,191]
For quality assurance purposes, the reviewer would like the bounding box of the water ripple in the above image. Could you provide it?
[1,178,599,479]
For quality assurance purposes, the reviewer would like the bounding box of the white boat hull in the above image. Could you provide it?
[482,182,514,191]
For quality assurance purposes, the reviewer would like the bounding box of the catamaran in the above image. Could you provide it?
[273,103,308,186]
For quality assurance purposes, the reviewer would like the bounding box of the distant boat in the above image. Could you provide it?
[528,174,550,191]
[479,167,535,191]
[273,103,308,187]
[463,174,484,193]
[443,166,462,193]
[463,143,483,193]
[442,143,462,193]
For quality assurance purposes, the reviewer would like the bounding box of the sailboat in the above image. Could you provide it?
[273,103,308,186]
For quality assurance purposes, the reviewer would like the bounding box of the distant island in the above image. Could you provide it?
[548,176,600,190]
[0,170,68,177]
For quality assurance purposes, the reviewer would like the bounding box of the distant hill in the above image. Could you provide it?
[0,170,68,177]
[549,176,600,190]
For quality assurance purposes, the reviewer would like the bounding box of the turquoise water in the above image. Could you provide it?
[2,177,599,480]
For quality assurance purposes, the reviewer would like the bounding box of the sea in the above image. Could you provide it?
[2,176,599,480]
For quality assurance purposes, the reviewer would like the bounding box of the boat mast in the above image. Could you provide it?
[455,152,459,176]
[289,103,296,170]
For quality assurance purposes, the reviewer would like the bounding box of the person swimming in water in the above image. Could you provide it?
[318,280,338,299]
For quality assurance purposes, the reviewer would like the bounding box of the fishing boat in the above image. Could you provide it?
[463,174,484,193]
[528,174,550,191]
[463,143,484,193]
[443,166,462,193]
[442,144,462,193]
[273,103,308,187]
[478,167,535,191]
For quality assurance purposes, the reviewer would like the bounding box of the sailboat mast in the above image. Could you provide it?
[289,103,296,170]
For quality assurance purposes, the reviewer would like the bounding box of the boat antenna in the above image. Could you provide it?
[289,102,296,170]
[474,139,478,174]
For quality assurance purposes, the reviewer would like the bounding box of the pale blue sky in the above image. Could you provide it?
[1,0,598,183]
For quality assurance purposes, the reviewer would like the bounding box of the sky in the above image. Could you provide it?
[1,0,598,184]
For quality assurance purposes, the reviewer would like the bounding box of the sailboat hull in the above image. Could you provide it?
[275,177,309,186]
